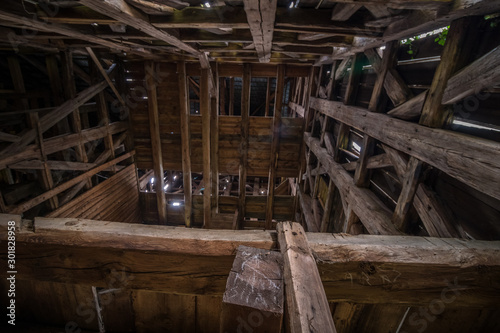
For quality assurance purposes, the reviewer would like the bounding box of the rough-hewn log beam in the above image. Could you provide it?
[310,97,500,201]
[243,0,277,62]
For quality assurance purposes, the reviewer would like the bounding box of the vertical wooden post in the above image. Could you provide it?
[201,68,212,228]
[238,64,251,229]
[265,76,271,117]
[178,61,193,227]
[210,64,219,216]
[353,135,376,187]
[344,53,364,105]
[265,64,285,230]
[145,61,167,225]
[229,77,235,116]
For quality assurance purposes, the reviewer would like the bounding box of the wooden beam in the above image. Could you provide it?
[3,216,500,307]
[220,245,284,332]
[201,68,211,228]
[178,62,193,227]
[81,0,199,55]
[387,90,427,120]
[297,184,319,232]
[146,61,167,225]
[364,47,412,107]
[310,97,500,201]
[320,180,336,233]
[266,65,285,229]
[0,81,108,158]
[242,0,278,62]
[305,134,398,235]
[353,135,376,187]
[8,152,134,215]
[0,8,152,57]
[210,65,219,215]
[344,53,364,105]
[443,45,500,104]
[238,64,251,229]
[86,48,126,107]
[331,4,362,21]
[368,41,398,112]
[277,222,337,332]
[419,16,481,128]
[391,157,423,232]
[0,122,128,171]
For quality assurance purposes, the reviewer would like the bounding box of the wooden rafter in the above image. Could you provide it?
[242,0,277,62]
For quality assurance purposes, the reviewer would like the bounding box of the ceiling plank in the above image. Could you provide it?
[243,0,277,62]
[331,4,362,21]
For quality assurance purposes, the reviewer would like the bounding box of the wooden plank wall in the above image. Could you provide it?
[140,191,294,226]
[127,62,304,177]
[47,165,141,223]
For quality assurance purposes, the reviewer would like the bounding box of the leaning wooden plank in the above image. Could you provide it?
[81,0,199,55]
[8,152,134,214]
[146,62,167,225]
[305,133,399,235]
[310,97,500,201]
[387,90,427,120]
[243,0,278,62]
[86,47,126,107]
[391,157,423,232]
[0,81,108,158]
[368,41,398,112]
[0,131,21,143]
[220,245,284,332]
[442,45,500,104]
[277,222,337,333]
[178,62,193,227]
[413,183,462,238]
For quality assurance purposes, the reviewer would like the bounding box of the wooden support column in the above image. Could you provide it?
[238,64,251,229]
[229,77,235,115]
[277,222,337,333]
[265,64,285,230]
[201,68,211,228]
[333,123,350,163]
[145,62,167,225]
[61,50,92,186]
[344,53,364,105]
[419,16,481,128]
[368,41,398,113]
[320,180,335,232]
[353,135,376,187]
[220,246,284,332]
[265,77,271,117]
[178,62,193,227]
[210,64,219,215]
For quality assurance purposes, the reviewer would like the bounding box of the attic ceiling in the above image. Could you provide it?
[0,0,491,64]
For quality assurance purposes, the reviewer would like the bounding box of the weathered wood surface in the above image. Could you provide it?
[277,222,336,333]
[1,215,500,306]
[243,0,277,62]
[443,45,500,104]
[305,133,399,235]
[310,97,500,201]
[220,245,284,332]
